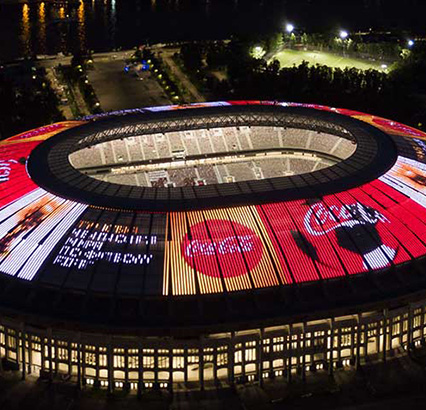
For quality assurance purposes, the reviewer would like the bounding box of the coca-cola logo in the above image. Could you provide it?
[182,219,263,277]
[304,202,390,236]
[304,201,396,270]
[0,159,18,183]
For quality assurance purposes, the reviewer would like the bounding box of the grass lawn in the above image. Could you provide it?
[271,49,391,71]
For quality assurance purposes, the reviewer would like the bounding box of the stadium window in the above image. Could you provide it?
[173,356,184,369]
[86,352,97,366]
[143,356,154,369]
[217,353,228,366]
[414,315,421,328]
[245,348,256,362]
[128,355,139,369]
[188,356,198,364]
[113,355,125,368]
[58,347,68,361]
[158,356,169,369]
[99,354,107,367]
[7,335,16,350]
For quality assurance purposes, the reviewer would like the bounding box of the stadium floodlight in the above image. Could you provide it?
[286,23,294,33]
[408,39,414,47]
[339,30,349,39]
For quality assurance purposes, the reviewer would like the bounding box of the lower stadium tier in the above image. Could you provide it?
[1,101,426,390]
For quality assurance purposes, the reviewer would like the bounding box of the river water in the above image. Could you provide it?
[0,0,424,61]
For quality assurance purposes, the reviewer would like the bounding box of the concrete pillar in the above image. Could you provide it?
[328,319,334,376]
[40,333,45,373]
[77,336,82,390]
[67,341,72,377]
[95,346,100,381]
[125,347,129,386]
[47,328,53,380]
[28,335,33,375]
[137,345,143,398]
[408,305,413,346]
[258,331,263,386]
[301,323,306,382]
[382,310,387,362]
[287,325,292,383]
[199,342,204,390]
[228,336,235,386]
[355,314,362,370]
[20,325,26,381]
[107,340,114,394]
[184,349,188,384]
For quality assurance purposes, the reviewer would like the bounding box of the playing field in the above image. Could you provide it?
[271,49,389,71]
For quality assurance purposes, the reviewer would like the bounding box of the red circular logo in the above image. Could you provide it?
[182,219,263,278]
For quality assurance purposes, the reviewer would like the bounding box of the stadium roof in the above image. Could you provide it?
[0,101,426,335]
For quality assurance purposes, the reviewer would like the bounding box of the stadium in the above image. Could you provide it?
[1,100,426,393]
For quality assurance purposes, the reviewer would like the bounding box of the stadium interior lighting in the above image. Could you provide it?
[339,30,349,39]
[285,23,294,33]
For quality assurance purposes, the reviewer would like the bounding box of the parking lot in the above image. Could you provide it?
[87,56,170,112]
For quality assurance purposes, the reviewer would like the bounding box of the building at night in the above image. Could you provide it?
[1,101,426,393]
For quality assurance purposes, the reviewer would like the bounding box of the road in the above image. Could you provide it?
[159,48,206,103]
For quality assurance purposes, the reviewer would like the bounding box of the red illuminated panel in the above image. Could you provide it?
[349,115,426,139]
[186,211,224,294]
[345,186,419,260]
[319,194,383,273]
[370,179,426,245]
[0,141,41,208]
[4,121,82,143]
[287,197,360,275]
[360,182,426,256]
[335,108,368,117]
[0,121,84,210]
[166,212,197,296]
[334,189,410,269]
[259,202,319,283]
[203,209,252,292]
[226,207,280,288]
[283,199,347,279]
[255,206,293,284]
[288,103,335,112]
[248,205,292,285]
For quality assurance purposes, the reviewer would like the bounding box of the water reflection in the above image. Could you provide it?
[38,2,47,55]
[78,0,86,51]
[58,5,67,54]
[21,3,31,57]
[110,0,117,49]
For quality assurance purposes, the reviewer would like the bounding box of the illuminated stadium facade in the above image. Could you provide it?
[1,101,426,392]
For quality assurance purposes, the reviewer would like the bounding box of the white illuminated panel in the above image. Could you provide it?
[18,202,88,281]
[52,221,157,270]
[0,188,45,218]
[0,198,73,276]
[380,156,426,209]
[0,193,62,246]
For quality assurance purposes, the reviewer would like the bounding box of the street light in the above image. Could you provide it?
[339,30,349,39]
[408,39,415,48]
[251,45,265,59]
[286,23,294,34]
